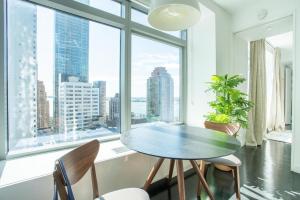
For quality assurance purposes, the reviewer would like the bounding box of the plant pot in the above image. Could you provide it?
[204,121,240,137]
[204,121,240,172]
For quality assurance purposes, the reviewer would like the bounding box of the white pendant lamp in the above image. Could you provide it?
[148,0,201,31]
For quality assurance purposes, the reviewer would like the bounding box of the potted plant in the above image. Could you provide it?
[205,74,253,170]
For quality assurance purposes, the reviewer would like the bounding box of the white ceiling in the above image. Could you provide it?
[236,16,293,42]
[212,0,259,14]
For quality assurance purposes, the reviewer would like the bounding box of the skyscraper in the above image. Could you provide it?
[7,0,37,145]
[108,93,120,129]
[54,0,90,130]
[37,80,50,129]
[93,81,106,118]
[147,67,174,122]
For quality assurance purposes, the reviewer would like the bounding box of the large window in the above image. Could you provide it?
[7,0,120,153]
[131,35,180,125]
[2,0,186,157]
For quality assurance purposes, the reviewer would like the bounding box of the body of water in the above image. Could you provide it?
[106,99,180,120]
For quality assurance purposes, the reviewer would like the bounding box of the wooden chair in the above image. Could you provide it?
[197,123,241,200]
[53,140,150,200]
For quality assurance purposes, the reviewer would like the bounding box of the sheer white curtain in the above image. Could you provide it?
[267,48,285,131]
[266,45,275,130]
[246,39,267,146]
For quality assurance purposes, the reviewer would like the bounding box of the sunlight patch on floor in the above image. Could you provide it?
[229,184,300,200]
[265,131,292,143]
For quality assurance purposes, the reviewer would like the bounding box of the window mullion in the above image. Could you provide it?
[180,46,188,123]
[25,0,126,29]
[0,0,7,160]
[120,0,132,132]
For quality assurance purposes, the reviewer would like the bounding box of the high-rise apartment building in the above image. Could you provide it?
[54,0,90,129]
[108,93,120,128]
[58,76,99,133]
[7,0,37,145]
[93,81,106,117]
[147,67,174,122]
[37,81,50,129]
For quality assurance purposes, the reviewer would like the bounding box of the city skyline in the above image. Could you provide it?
[36,6,179,101]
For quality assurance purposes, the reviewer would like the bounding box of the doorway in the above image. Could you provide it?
[265,32,293,143]
[235,15,294,144]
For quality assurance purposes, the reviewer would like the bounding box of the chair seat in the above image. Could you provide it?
[98,188,150,200]
[204,154,241,166]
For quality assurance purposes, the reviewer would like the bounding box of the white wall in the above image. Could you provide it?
[231,0,300,173]
[281,48,293,64]
[232,35,249,146]
[198,0,233,75]
[292,2,300,173]
[186,10,216,127]
[186,0,235,127]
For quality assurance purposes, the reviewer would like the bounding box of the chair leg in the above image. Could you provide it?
[233,166,241,200]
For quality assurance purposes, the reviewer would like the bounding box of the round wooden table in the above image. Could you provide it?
[121,125,241,200]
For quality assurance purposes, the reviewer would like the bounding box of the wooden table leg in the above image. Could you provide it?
[196,161,203,197]
[197,160,208,197]
[143,158,164,190]
[168,159,175,182]
[176,160,186,200]
[190,160,215,200]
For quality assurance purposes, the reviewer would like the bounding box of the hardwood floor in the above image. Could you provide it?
[149,140,300,200]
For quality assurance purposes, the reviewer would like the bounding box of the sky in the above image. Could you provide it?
[36,0,180,101]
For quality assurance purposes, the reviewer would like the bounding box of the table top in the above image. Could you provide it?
[121,125,241,160]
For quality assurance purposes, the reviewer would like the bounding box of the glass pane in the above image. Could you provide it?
[131,8,182,38]
[7,0,120,153]
[131,35,180,126]
[74,0,121,16]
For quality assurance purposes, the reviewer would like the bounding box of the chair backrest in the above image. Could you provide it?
[204,121,240,136]
[53,139,100,200]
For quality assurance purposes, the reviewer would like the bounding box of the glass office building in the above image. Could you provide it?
[54,0,89,130]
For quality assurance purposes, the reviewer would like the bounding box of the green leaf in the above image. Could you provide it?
[204,74,254,128]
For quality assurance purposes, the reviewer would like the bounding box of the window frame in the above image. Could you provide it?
[0,0,187,159]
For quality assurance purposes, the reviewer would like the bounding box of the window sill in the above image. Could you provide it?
[0,139,136,188]
[7,134,121,159]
